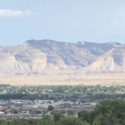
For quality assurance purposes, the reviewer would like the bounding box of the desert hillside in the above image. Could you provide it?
[0,40,125,85]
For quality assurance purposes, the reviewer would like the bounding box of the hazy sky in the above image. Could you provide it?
[0,0,125,45]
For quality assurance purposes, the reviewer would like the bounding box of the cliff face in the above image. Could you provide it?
[84,47,125,73]
[0,40,124,75]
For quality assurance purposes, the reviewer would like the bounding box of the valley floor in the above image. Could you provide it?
[0,74,125,85]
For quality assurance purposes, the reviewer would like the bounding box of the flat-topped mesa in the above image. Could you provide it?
[0,39,125,84]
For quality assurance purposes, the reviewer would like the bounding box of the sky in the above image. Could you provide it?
[0,0,125,45]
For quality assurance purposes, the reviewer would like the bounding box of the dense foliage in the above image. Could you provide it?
[78,99,125,125]
[0,100,125,125]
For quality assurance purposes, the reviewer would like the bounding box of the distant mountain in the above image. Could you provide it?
[84,46,125,73]
[22,40,119,68]
[0,39,125,85]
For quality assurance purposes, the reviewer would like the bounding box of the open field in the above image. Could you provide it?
[0,73,125,86]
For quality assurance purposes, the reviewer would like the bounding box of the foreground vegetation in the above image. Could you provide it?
[0,100,125,125]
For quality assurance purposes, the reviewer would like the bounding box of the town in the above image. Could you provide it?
[0,84,124,119]
[0,99,96,119]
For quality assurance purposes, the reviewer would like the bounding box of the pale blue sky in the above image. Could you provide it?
[0,0,125,45]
